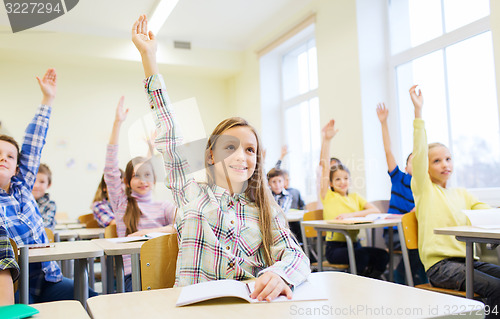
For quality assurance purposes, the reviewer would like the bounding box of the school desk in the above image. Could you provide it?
[86,271,485,319]
[54,223,86,230]
[91,238,145,293]
[434,226,500,299]
[286,210,305,222]
[18,241,103,306]
[301,219,412,285]
[31,300,90,319]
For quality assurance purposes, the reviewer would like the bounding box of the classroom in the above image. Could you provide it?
[1,0,500,318]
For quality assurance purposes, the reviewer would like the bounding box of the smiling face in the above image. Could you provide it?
[0,140,19,192]
[32,172,50,200]
[126,160,155,196]
[428,145,453,188]
[331,169,350,196]
[209,126,257,194]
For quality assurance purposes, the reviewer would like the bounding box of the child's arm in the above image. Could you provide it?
[320,120,338,200]
[0,270,14,306]
[409,85,430,195]
[132,15,199,207]
[18,69,56,189]
[274,145,288,169]
[0,226,19,306]
[103,97,129,212]
[40,201,57,229]
[336,201,381,220]
[92,201,115,227]
[376,103,397,172]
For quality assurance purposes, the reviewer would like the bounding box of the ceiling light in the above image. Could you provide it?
[149,0,180,35]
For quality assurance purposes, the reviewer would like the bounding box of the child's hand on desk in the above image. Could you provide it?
[336,213,355,220]
[251,272,292,302]
[127,229,149,237]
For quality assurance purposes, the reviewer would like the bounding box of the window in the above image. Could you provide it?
[259,22,319,203]
[281,38,320,202]
[389,0,500,188]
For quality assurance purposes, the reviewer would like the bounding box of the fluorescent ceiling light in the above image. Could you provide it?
[149,0,180,35]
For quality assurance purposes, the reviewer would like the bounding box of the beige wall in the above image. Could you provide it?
[0,55,231,219]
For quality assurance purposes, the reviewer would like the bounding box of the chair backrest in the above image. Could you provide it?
[44,228,55,243]
[78,213,100,228]
[305,201,318,211]
[140,233,179,290]
[402,211,419,250]
[302,210,324,238]
[9,238,18,293]
[104,223,118,238]
[371,200,390,214]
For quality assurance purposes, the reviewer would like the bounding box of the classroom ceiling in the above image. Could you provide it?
[0,0,313,51]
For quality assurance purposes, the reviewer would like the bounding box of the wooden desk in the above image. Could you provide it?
[31,300,90,319]
[434,226,500,299]
[54,223,86,230]
[92,238,145,293]
[286,210,305,222]
[74,228,105,240]
[301,219,412,285]
[86,272,484,319]
[18,241,103,306]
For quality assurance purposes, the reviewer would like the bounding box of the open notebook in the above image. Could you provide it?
[326,213,398,225]
[106,232,170,243]
[176,279,327,307]
[463,208,500,229]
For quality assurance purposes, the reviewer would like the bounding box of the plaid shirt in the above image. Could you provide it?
[145,74,310,287]
[0,224,20,282]
[92,200,115,227]
[272,188,293,213]
[0,105,62,296]
[36,193,57,230]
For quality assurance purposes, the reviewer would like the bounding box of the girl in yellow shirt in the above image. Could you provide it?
[320,120,389,279]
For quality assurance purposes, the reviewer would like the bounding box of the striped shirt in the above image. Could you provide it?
[0,105,62,296]
[145,74,310,287]
[0,225,20,282]
[387,166,415,215]
[104,144,176,275]
[36,193,57,230]
[92,199,115,227]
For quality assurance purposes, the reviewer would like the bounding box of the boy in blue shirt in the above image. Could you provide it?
[0,69,96,303]
[377,103,427,285]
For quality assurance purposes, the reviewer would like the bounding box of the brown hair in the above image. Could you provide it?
[329,163,350,194]
[123,157,155,236]
[428,142,448,151]
[266,168,286,181]
[205,117,276,266]
[0,135,20,165]
[92,169,124,203]
[38,163,52,186]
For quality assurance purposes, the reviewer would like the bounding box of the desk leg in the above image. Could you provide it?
[105,256,114,294]
[344,232,357,275]
[115,256,125,293]
[388,227,394,282]
[398,223,413,287]
[466,241,474,299]
[74,258,89,307]
[131,253,141,291]
[88,258,95,290]
[317,232,323,272]
[19,246,29,304]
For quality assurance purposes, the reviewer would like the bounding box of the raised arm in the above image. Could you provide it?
[320,120,338,200]
[274,145,288,169]
[409,85,429,194]
[376,103,397,172]
[18,69,56,189]
[104,97,128,211]
[132,15,197,208]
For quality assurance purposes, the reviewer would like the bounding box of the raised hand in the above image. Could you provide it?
[114,96,129,124]
[37,68,57,106]
[280,145,289,160]
[376,103,389,123]
[409,85,423,118]
[132,15,157,57]
[321,119,339,141]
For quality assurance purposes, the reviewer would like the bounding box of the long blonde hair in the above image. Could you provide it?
[205,117,276,266]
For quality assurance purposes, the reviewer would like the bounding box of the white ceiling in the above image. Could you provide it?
[0,0,313,51]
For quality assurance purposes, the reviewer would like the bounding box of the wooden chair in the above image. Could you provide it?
[301,209,348,271]
[140,233,179,290]
[401,212,479,298]
[9,238,18,293]
[104,223,118,238]
[44,228,55,243]
[78,213,100,228]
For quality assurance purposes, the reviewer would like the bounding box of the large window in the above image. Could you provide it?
[389,0,500,188]
[281,38,320,202]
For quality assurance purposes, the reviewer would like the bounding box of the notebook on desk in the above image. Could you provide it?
[325,219,373,225]
[463,208,500,229]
